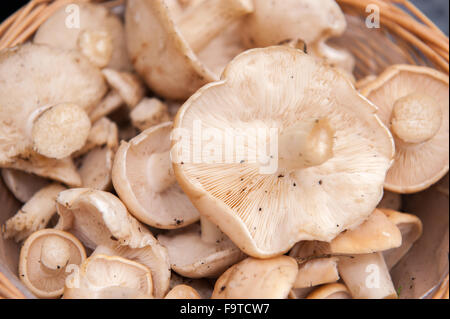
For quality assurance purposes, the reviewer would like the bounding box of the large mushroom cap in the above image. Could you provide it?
[113,122,199,229]
[34,3,131,71]
[173,46,394,258]
[19,229,86,298]
[361,65,449,193]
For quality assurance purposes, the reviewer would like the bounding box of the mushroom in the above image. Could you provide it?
[113,122,199,229]
[379,209,423,270]
[1,168,49,203]
[377,190,402,211]
[34,3,132,71]
[88,91,125,123]
[172,46,394,258]
[165,284,201,299]
[361,65,449,193]
[241,0,355,73]
[0,43,106,181]
[306,283,352,299]
[211,256,298,299]
[2,183,66,242]
[130,98,172,131]
[63,254,153,299]
[169,272,213,299]
[77,146,115,191]
[102,68,146,109]
[55,188,171,298]
[293,257,339,289]
[157,223,245,278]
[125,0,254,100]
[19,229,86,298]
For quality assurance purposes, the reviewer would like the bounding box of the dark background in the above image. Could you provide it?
[1,0,449,35]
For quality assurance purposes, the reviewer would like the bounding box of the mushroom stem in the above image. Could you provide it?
[200,216,225,244]
[391,93,442,144]
[178,0,253,53]
[40,236,71,275]
[278,118,334,171]
[147,151,176,193]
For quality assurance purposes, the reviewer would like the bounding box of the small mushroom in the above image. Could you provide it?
[379,209,423,270]
[169,272,213,299]
[241,0,355,73]
[1,168,49,203]
[165,284,201,299]
[294,257,339,289]
[130,98,172,131]
[77,146,115,191]
[74,117,119,157]
[63,254,152,299]
[34,3,131,71]
[3,183,66,242]
[377,190,402,211]
[172,46,394,258]
[55,188,171,298]
[113,122,199,229]
[361,65,449,193]
[125,0,253,100]
[19,229,86,298]
[157,223,245,278]
[102,68,146,109]
[211,256,298,299]
[306,283,352,299]
[88,91,125,123]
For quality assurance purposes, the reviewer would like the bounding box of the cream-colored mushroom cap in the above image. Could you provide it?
[173,46,394,258]
[34,3,131,71]
[158,223,245,278]
[211,256,298,299]
[113,122,199,229]
[165,284,201,299]
[19,229,86,298]
[294,257,339,289]
[306,283,352,299]
[361,65,449,193]
[55,188,171,298]
[63,254,153,299]
[1,168,49,203]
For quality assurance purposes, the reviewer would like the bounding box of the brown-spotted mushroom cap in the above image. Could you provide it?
[165,284,201,299]
[211,256,298,299]
[19,229,86,298]
[113,122,199,229]
[157,222,245,278]
[34,3,131,71]
[55,188,171,298]
[125,0,253,100]
[361,65,449,193]
[173,46,394,258]
[63,254,152,299]
[241,0,355,73]
[2,183,66,242]
[379,208,423,270]
[1,168,49,203]
[294,257,339,289]
[306,283,352,299]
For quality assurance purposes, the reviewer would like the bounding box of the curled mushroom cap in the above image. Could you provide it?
[19,229,86,298]
[1,168,49,203]
[55,188,171,298]
[63,254,153,299]
[34,3,131,70]
[173,46,394,258]
[125,0,253,100]
[211,256,298,299]
[165,284,201,299]
[113,122,199,229]
[361,65,449,193]
[306,283,352,299]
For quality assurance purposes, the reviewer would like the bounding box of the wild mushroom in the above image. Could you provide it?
[379,208,423,270]
[77,146,115,191]
[2,183,66,242]
[165,284,201,299]
[172,46,394,258]
[74,117,119,157]
[34,3,131,71]
[377,190,402,211]
[113,122,199,229]
[125,0,254,100]
[130,98,171,131]
[63,254,153,299]
[19,229,86,298]
[157,223,245,278]
[361,65,449,193]
[294,257,339,289]
[169,272,213,299]
[211,256,298,299]
[1,168,49,203]
[88,90,125,123]
[241,0,355,73]
[55,188,171,298]
[0,44,106,182]
[102,68,146,109]
[306,283,352,299]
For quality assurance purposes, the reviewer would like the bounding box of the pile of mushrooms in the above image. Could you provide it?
[0,0,448,300]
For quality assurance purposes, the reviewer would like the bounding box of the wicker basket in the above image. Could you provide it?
[0,0,448,299]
